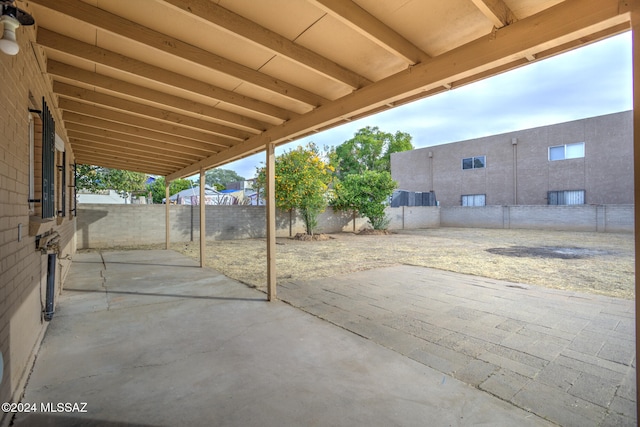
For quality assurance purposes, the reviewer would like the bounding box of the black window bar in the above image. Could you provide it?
[42,98,56,219]
[57,150,66,217]
[70,162,77,217]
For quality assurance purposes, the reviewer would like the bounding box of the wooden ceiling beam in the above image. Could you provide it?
[73,150,176,175]
[71,138,189,168]
[54,81,249,141]
[37,28,296,122]
[67,128,207,161]
[30,0,327,107]
[162,0,371,90]
[63,111,223,154]
[310,0,429,64]
[168,0,629,181]
[47,60,268,134]
[74,160,172,176]
[59,98,233,149]
[470,0,518,28]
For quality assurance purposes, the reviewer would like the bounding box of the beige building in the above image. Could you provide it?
[390,111,633,207]
[0,18,76,410]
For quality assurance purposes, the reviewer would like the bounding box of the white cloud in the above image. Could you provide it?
[220,32,632,179]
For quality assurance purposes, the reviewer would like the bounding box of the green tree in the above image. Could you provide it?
[147,177,194,204]
[329,126,414,178]
[255,143,333,235]
[106,169,148,200]
[75,164,104,192]
[76,165,147,202]
[205,168,244,190]
[332,170,398,230]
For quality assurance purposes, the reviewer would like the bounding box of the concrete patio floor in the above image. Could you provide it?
[279,266,637,427]
[12,250,555,427]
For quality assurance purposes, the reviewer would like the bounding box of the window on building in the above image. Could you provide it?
[41,100,56,219]
[29,98,56,219]
[461,194,486,206]
[28,113,35,214]
[549,142,584,161]
[548,190,585,205]
[56,147,66,218]
[70,163,77,217]
[462,155,485,170]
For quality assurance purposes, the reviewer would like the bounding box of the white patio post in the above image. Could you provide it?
[266,142,276,301]
[631,1,639,419]
[165,178,170,250]
[200,168,206,268]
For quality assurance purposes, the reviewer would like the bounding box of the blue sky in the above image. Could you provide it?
[207,31,632,181]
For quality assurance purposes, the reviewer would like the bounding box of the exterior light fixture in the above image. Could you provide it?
[0,1,35,56]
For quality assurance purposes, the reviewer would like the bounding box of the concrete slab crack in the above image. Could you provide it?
[98,251,111,310]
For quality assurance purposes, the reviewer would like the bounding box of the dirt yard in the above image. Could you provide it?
[171,228,635,300]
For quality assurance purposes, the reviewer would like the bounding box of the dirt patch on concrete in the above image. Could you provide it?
[293,233,333,241]
[172,228,635,300]
[358,229,393,235]
[486,246,616,259]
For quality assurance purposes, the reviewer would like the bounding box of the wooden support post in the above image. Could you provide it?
[165,178,170,250]
[200,168,206,268]
[632,2,640,420]
[266,143,276,301]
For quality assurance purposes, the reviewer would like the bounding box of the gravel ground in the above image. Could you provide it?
[171,227,635,300]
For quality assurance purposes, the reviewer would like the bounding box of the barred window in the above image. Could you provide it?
[548,190,585,205]
[41,100,56,219]
[28,98,56,219]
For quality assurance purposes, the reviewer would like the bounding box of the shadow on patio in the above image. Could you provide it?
[13,250,550,427]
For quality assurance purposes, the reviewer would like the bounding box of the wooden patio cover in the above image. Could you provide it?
[24,0,632,179]
[22,0,640,414]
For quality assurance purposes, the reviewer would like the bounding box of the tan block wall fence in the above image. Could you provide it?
[0,23,76,422]
[76,204,632,250]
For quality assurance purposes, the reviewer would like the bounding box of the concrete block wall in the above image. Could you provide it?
[440,205,634,233]
[596,205,635,233]
[77,203,632,250]
[77,205,442,249]
[507,205,598,231]
[439,206,505,229]
[0,20,76,422]
[387,206,440,230]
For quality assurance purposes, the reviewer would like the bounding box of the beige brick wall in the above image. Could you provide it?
[0,22,76,420]
[391,111,633,207]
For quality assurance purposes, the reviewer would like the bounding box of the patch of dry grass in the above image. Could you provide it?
[172,228,635,299]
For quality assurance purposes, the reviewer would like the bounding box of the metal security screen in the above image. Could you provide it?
[41,99,55,219]
[59,150,66,217]
[548,190,585,205]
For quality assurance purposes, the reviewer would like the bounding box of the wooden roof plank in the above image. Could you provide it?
[71,138,189,168]
[63,113,222,156]
[310,0,430,64]
[48,60,268,134]
[37,28,297,122]
[30,0,328,107]
[470,0,518,28]
[162,0,371,89]
[73,150,177,174]
[67,129,206,162]
[59,99,233,149]
[54,81,249,141]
